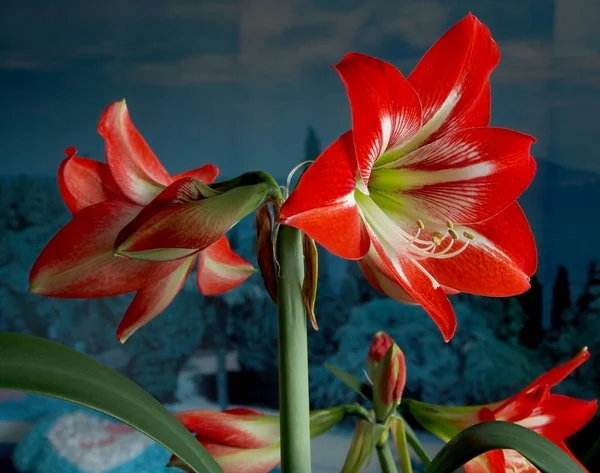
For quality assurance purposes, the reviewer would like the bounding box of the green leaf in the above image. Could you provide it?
[324,363,373,402]
[341,420,386,473]
[0,333,223,473]
[399,416,431,467]
[583,437,600,469]
[426,421,587,473]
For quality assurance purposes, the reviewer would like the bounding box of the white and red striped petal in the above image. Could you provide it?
[173,164,219,184]
[116,255,196,343]
[372,127,536,225]
[175,409,279,449]
[29,201,181,297]
[334,53,422,187]
[279,131,370,260]
[196,237,255,296]
[98,100,171,205]
[170,442,281,473]
[407,14,500,145]
[463,450,507,473]
[426,203,537,297]
[58,147,126,214]
[116,177,269,261]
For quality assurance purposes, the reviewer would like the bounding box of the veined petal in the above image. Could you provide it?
[489,384,550,423]
[355,193,456,340]
[170,442,280,473]
[518,395,597,443]
[116,177,271,261]
[98,100,171,205]
[29,201,181,297]
[116,255,196,343]
[463,450,507,473]
[334,53,422,186]
[279,131,370,260]
[425,203,537,297]
[196,237,255,296]
[58,147,126,214]
[372,127,536,225]
[370,235,456,341]
[407,14,500,146]
[524,348,590,392]
[173,164,219,184]
[175,409,279,449]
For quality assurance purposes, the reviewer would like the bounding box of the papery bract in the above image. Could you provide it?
[279,14,537,341]
[30,101,255,342]
[409,348,598,473]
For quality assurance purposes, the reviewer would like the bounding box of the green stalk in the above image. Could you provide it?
[393,418,414,473]
[276,225,312,473]
[377,440,400,473]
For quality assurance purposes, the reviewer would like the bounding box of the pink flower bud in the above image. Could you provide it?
[371,337,406,421]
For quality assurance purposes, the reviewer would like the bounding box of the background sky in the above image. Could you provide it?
[1,0,599,178]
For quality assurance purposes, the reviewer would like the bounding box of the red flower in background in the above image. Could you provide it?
[29,100,255,342]
[279,14,537,341]
[410,348,598,473]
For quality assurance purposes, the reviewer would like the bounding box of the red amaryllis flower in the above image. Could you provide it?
[410,348,598,473]
[29,101,255,342]
[279,14,537,341]
[169,407,345,473]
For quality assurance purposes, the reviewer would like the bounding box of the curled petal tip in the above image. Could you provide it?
[64,146,77,158]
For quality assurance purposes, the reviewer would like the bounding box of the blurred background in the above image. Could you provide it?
[1,0,599,472]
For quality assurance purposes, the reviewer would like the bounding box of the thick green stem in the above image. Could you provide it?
[377,440,400,473]
[276,225,312,473]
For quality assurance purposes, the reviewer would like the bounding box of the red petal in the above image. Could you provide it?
[525,348,590,392]
[426,203,537,297]
[116,177,268,261]
[374,127,536,225]
[358,248,417,304]
[116,256,196,343]
[196,237,255,295]
[175,410,279,448]
[370,235,457,341]
[98,100,171,205]
[408,14,500,143]
[58,150,125,214]
[464,450,506,473]
[490,384,550,423]
[173,164,220,184]
[279,131,370,260]
[29,201,182,297]
[334,53,422,188]
[519,395,597,443]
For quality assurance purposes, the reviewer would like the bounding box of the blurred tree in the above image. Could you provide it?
[550,265,571,329]
[516,276,544,348]
[304,127,321,161]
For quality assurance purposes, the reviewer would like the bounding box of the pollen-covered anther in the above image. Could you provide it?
[431,231,444,247]
[448,228,459,240]
[446,220,454,229]
[463,231,476,240]
[416,219,425,230]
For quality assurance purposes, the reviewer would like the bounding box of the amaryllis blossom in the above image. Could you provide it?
[409,348,598,473]
[169,407,345,473]
[279,14,537,341]
[29,100,255,342]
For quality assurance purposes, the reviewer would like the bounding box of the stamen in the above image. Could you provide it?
[463,231,476,240]
[448,228,459,240]
[446,220,454,229]
[417,219,425,230]
[431,231,444,246]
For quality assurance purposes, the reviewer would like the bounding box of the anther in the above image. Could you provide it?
[448,228,459,240]
[417,219,425,230]
[446,220,454,229]
[463,231,476,240]
[431,231,444,246]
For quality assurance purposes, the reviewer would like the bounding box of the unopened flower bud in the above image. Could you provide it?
[372,343,406,422]
[367,331,395,381]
